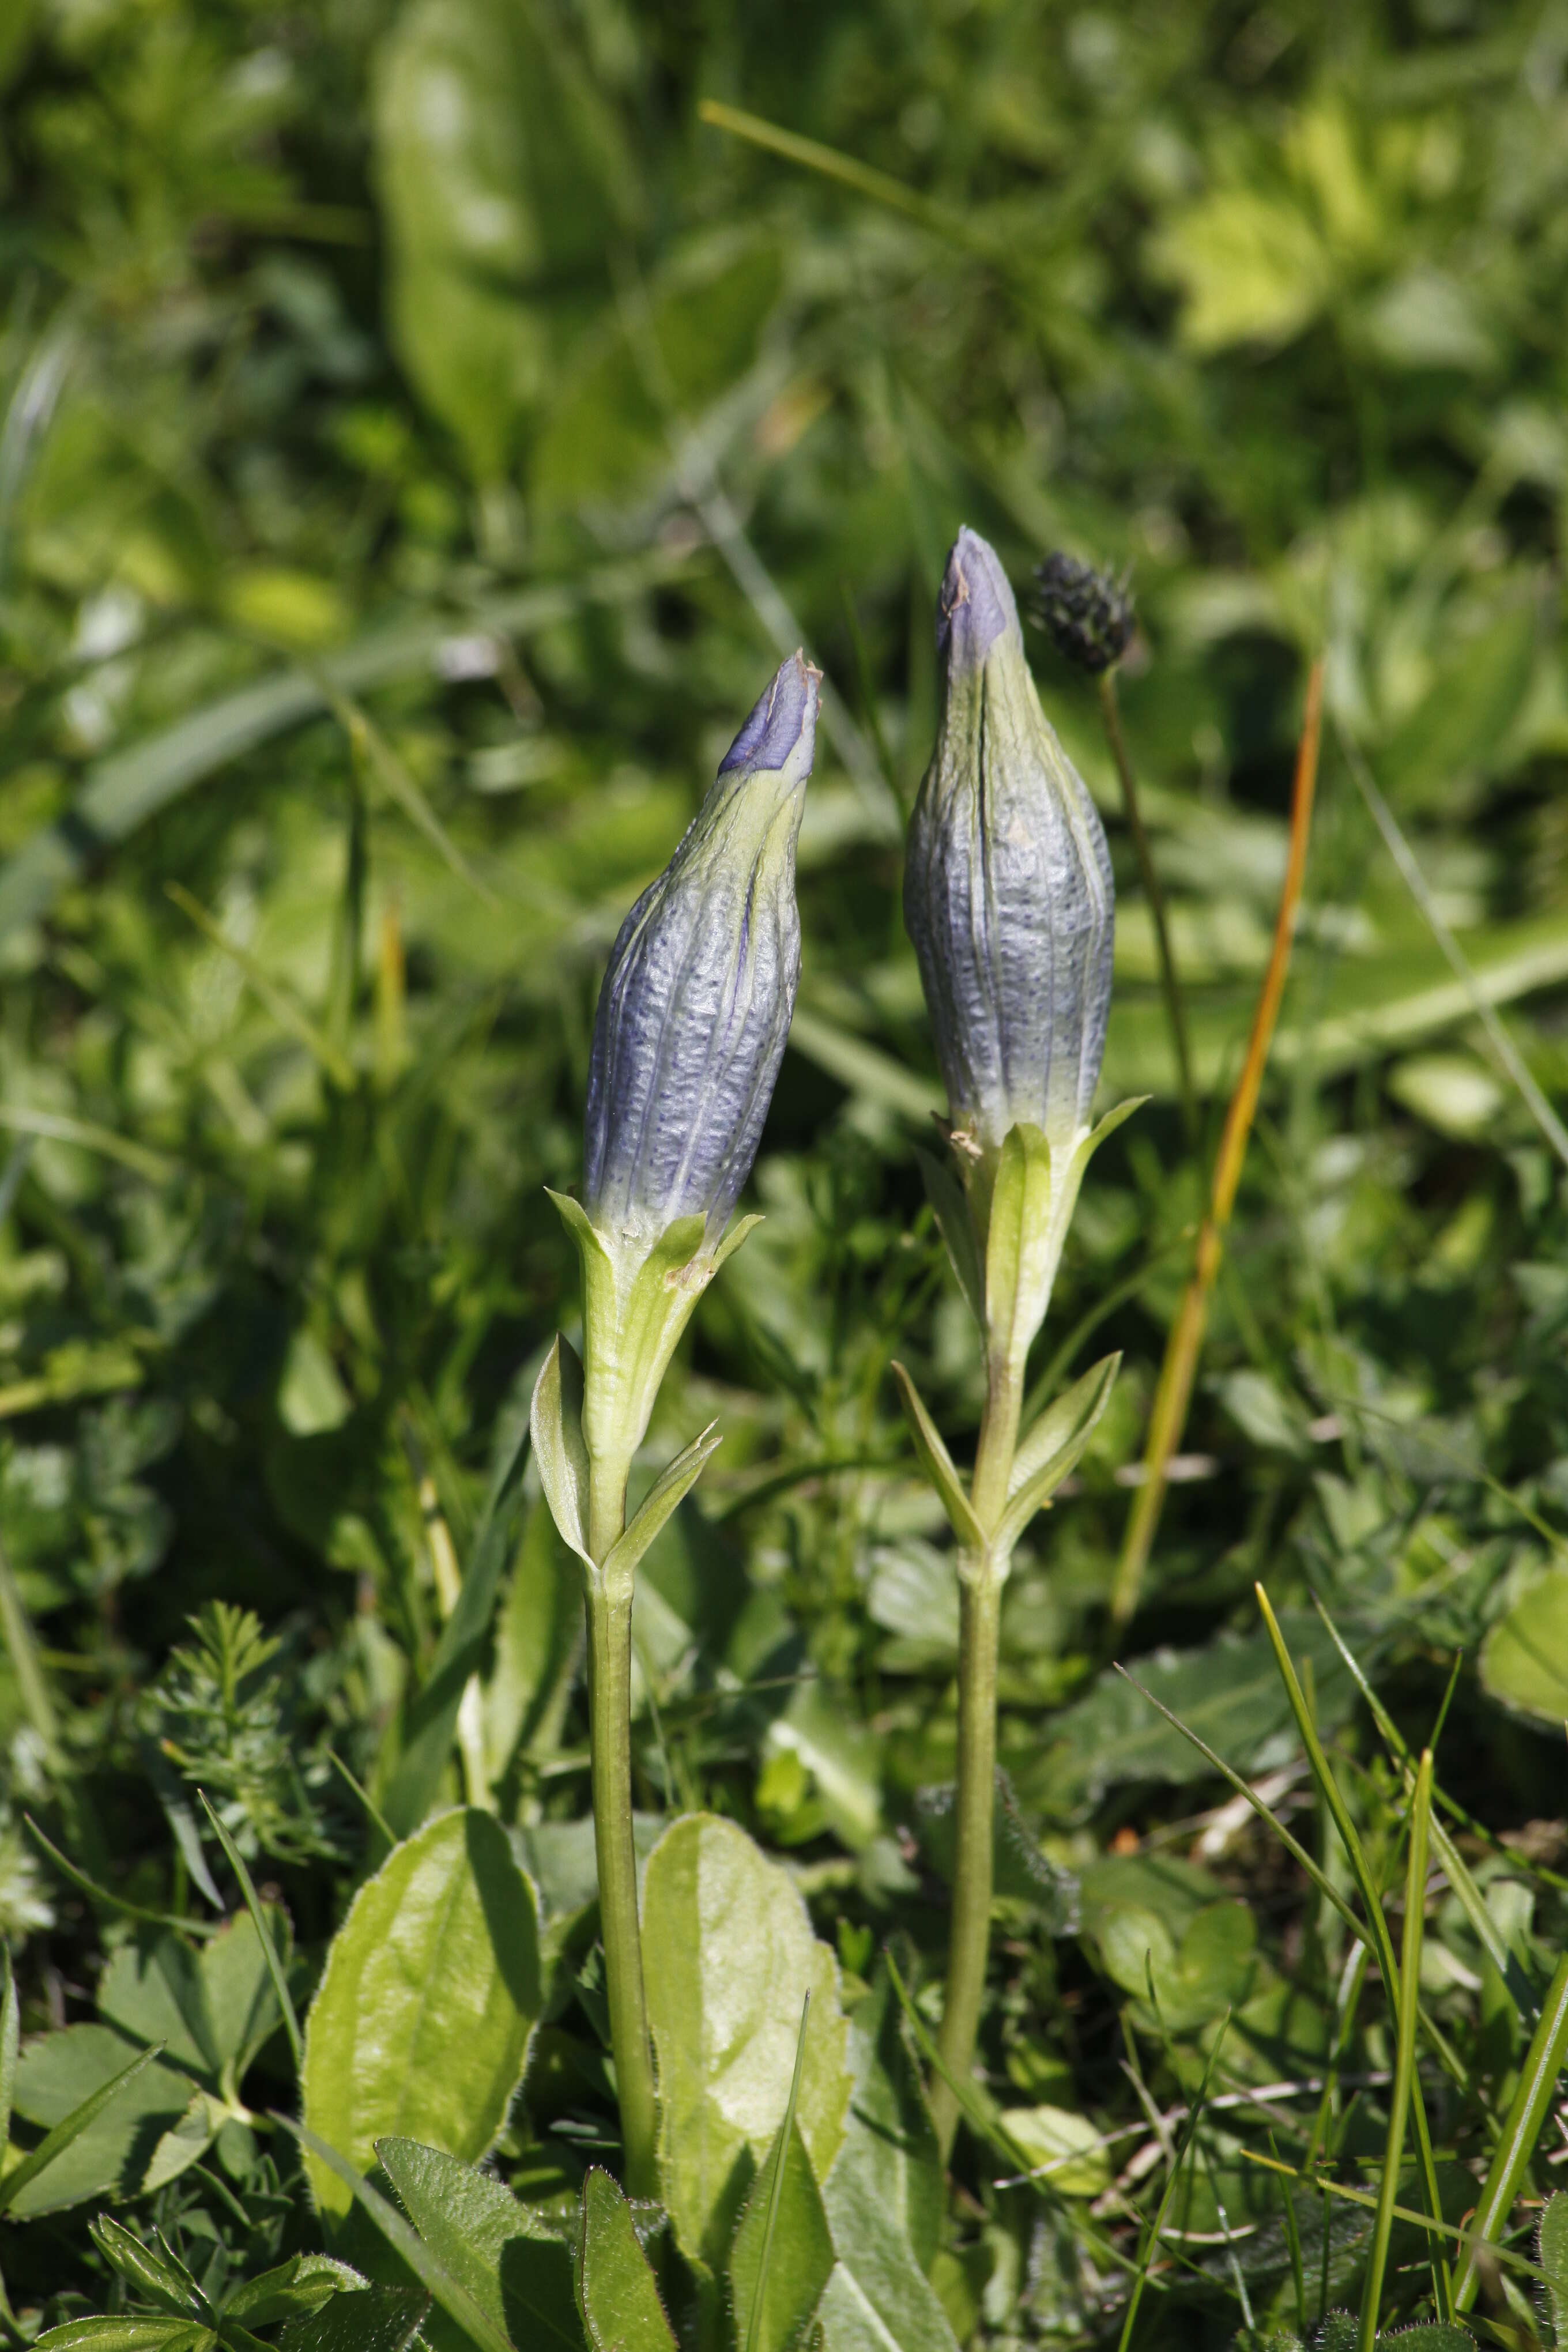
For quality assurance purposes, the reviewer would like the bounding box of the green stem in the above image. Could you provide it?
[1098,669,1197,1148]
[931,1566,1003,2158]
[585,1458,659,2200]
[931,1356,1018,2159]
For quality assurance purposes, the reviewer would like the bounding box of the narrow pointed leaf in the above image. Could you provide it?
[889,1363,982,1551]
[197,1793,302,2073]
[530,1336,594,1568]
[915,1144,985,1330]
[273,2120,513,2352]
[1453,1951,1568,2312]
[577,2168,677,2352]
[995,1353,1119,1552]
[0,2039,166,2218]
[0,1948,17,2150]
[602,1422,723,1589]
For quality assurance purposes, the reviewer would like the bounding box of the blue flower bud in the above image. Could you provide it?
[583,651,819,1247]
[904,528,1114,1156]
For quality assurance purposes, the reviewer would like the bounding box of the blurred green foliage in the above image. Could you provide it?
[2,0,1568,2337]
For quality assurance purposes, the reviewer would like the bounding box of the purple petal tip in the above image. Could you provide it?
[936,527,1019,669]
[718,651,820,777]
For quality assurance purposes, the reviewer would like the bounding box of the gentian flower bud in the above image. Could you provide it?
[904,527,1114,1160]
[583,651,818,1248]
[550,653,819,1502]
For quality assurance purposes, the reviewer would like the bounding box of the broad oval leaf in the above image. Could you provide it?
[300,1810,541,2220]
[642,1813,851,2272]
[1480,1566,1568,1724]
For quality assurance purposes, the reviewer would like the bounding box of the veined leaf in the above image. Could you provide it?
[577,2168,677,2352]
[642,1813,851,2272]
[376,2134,581,2352]
[300,1810,541,2221]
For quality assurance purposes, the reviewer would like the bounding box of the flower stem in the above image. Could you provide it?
[931,1355,1017,2159]
[585,1460,659,2199]
[1098,668,1197,1150]
[930,1564,1002,2158]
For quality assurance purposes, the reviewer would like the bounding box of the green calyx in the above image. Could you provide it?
[898,1099,1143,1580]
[530,1191,759,1587]
[924,1100,1144,1389]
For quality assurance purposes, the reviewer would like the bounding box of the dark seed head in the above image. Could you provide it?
[1030,552,1134,674]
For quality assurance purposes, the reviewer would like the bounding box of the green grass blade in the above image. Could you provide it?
[1111,1665,1366,1944]
[1117,2016,1232,2352]
[0,1948,18,2152]
[1453,1947,1568,2313]
[272,2119,513,2352]
[1243,2150,1547,2282]
[1311,1601,1537,2018]
[1271,2129,1308,2335]
[1360,1750,1432,2352]
[24,1815,220,1938]
[0,2041,165,2218]
[165,883,356,1090]
[197,1792,303,2074]
[326,1748,396,1849]
[0,554,687,949]
[1254,1588,1452,2311]
[744,1993,811,2352]
[0,1531,66,1774]
[1338,723,1568,1174]
[320,681,496,909]
[0,1106,172,1184]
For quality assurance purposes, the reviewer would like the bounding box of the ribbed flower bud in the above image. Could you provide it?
[904,528,1114,1158]
[583,650,819,1249]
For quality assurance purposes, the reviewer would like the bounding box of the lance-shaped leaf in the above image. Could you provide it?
[890,1363,982,1552]
[601,1422,723,1593]
[994,1353,1120,1554]
[90,2218,208,2322]
[578,2168,677,2352]
[530,1334,593,1567]
[376,2135,581,2352]
[915,1143,985,1330]
[0,2038,167,2219]
[1453,1951,1568,2313]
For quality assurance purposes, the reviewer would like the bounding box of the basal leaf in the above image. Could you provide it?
[1479,1567,1568,1724]
[578,2168,677,2352]
[835,1966,943,2276]
[300,1810,541,2221]
[376,2134,581,2352]
[1538,2191,1568,2343]
[1026,1611,1354,1817]
[642,1814,851,2272]
[729,2119,832,2352]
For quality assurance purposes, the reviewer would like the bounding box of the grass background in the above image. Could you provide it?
[1,0,1568,2336]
